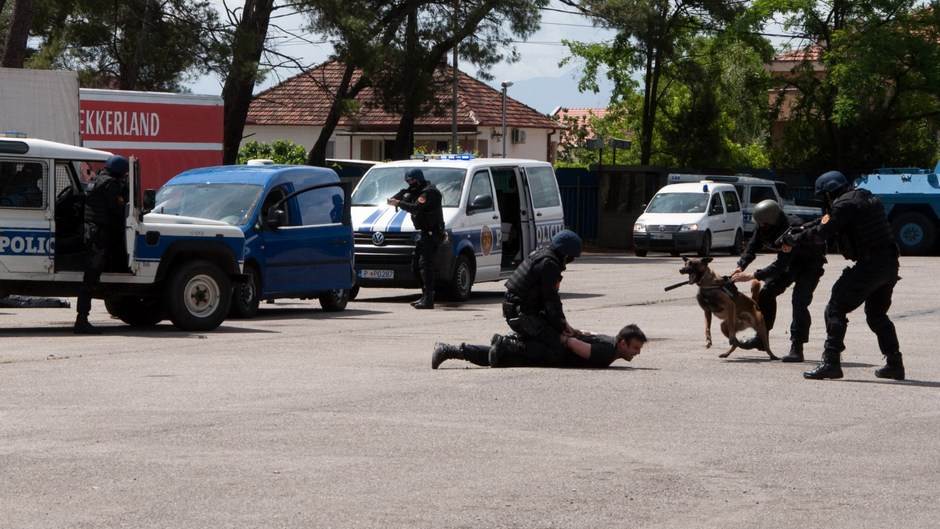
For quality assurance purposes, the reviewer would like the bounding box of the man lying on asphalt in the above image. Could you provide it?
[431,324,647,369]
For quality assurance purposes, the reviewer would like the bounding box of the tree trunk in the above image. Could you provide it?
[222,0,275,165]
[308,63,357,166]
[2,0,35,68]
[391,3,420,161]
[639,44,658,166]
[393,105,417,160]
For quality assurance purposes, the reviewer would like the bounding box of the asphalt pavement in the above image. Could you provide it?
[2,253,939,529]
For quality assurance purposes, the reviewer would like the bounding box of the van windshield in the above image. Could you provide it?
[351,167,465,207]
[154,183,263,226]
[646,192,708,214]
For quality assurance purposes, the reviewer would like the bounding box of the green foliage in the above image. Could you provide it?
[237,140,308,165]
[28,0,222,91]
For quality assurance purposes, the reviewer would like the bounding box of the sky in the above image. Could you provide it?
[186,0,618,114]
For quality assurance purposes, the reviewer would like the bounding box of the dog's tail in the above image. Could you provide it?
[750,279,762,302]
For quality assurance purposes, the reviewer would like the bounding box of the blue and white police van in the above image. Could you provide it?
[156,162,354,317]
[350,155,565,300]
[0,136,246,331]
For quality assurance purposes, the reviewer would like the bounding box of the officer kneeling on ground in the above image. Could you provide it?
[75,155,128,334]
[730,199,826,362]
[782,170,905,380]
[387,168,444,309]
[431,324,647,369]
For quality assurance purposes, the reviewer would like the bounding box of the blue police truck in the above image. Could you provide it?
[856,164,940,255]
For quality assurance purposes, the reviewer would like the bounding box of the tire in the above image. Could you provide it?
[697,232,712,257]
[104,296,164,327]
[634,249,648,257]
[230,265,261,318]
[891,212,937,255]
[164,260,232,332]
[319,288,350,312]
[446,254,475,301]
[729,230,743,256]
[348,284,360,301]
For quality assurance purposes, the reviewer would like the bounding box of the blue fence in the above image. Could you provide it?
[555,168,599,241]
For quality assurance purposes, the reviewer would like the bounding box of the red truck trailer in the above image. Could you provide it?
[79,89,223,190]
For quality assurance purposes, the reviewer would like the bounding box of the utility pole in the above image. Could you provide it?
[451,0,459,153]
[500,81,513,158]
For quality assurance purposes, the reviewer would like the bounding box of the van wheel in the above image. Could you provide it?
[729,230,743,256]
[319,289,349,312]
[105,296,164,327]
[165,260,232,332]
[349,284,360,300]
[447,254,475,301]
[697,232,712,257]
[230,265,261,318]
[634,249,648,257]
[892,212,936,255]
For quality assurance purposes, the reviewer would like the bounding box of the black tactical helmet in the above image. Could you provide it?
[752,199,783,228]
[104,155,129,177]
[404,168,426,185]
[551,229,582,258]
[815,170,849,197]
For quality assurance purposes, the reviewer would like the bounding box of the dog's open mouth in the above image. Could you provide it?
[679,266,702,285]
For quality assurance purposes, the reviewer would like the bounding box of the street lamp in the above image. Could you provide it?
[500,80,513,158]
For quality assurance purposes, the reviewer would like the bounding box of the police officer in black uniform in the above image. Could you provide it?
[489,229,583,365]
[783,170,904,380]
[430,324,647,369]
[730,199,826,362]
[75,155,129,334]
[388,168,444,309]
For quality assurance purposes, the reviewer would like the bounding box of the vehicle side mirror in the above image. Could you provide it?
[469,194,493,211]
[143,189,156,212]
[265,208,288,230]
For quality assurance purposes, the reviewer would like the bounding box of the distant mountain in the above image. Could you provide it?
[486,71,614,115]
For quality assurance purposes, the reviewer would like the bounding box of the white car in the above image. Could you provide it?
[633,181,744,257]
[350,154,566,300]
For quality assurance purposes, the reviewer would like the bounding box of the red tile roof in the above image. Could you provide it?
[247,61,558,130]
[774,45,823,62]
[551,107,608,121]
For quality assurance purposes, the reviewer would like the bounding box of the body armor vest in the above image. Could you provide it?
[835,189,895,260]
[412,185,444,234]
[505,247,561,307]
[84,173,119,226]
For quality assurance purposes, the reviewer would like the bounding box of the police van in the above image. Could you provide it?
[0,137,247,331]
[350,155,565,300]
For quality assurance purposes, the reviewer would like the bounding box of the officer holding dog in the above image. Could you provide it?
[494,230,583,365]
[387,168,444,309]
[75,155,129,334]
[782,170,904,381]
[730,200,826,362]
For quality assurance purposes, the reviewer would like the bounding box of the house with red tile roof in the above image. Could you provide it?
[244,61,561,161]
[765,45,827,145]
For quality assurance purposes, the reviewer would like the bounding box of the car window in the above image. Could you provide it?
[647,193,708,214]
[296,186,345,225]
[0,160,45,209]
[155,183,263,225]
[351,167,464,207]
[525,166,561,208]
[708,194,725,216]
[467,170,494,212]
[722,191,741,213]
[749,186,776,204]
[734,185,746,203]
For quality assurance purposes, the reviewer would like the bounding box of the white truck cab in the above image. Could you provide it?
[350,155,566,300]
[633,181,744,257]
[0,136,246,331]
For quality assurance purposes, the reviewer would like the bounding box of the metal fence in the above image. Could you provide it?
[555,168,599,241]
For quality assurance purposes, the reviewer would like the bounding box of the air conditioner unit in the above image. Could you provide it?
[510,128,526,144]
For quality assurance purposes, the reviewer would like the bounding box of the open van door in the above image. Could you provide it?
[125,156,140,272]
[522,165,565,248]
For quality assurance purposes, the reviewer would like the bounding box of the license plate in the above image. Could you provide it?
[650,233,672,240]
[358,269,394,279]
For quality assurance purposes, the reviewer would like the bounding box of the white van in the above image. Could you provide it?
[633,181,744,257]
[350,155,566,300]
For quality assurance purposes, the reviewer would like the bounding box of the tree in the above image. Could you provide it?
[237,139,307,164]
[28,0,221,90]
[369,0,548,160]
[2,0,33,67]
[755,0,940,170]
[561,0,747,165]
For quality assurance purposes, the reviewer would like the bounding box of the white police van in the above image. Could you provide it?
[0,136,247,331]
[350,155,566,300]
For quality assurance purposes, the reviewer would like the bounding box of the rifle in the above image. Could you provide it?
[774,217,822,247]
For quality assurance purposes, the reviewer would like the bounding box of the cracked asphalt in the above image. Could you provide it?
[2,253,939,529]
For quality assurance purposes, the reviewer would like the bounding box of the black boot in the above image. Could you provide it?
[803,350,842,380]
[413,289,434,309]
[875,353,905,381]
[489,334,526,367]
[73,314,102,335]
[781,342,804,363]
[431,343,490,369]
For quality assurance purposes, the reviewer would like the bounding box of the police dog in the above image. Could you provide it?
[678,257,776,360]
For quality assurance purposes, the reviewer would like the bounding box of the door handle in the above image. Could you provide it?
[536,212,542,217]
[492,215,498,220]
